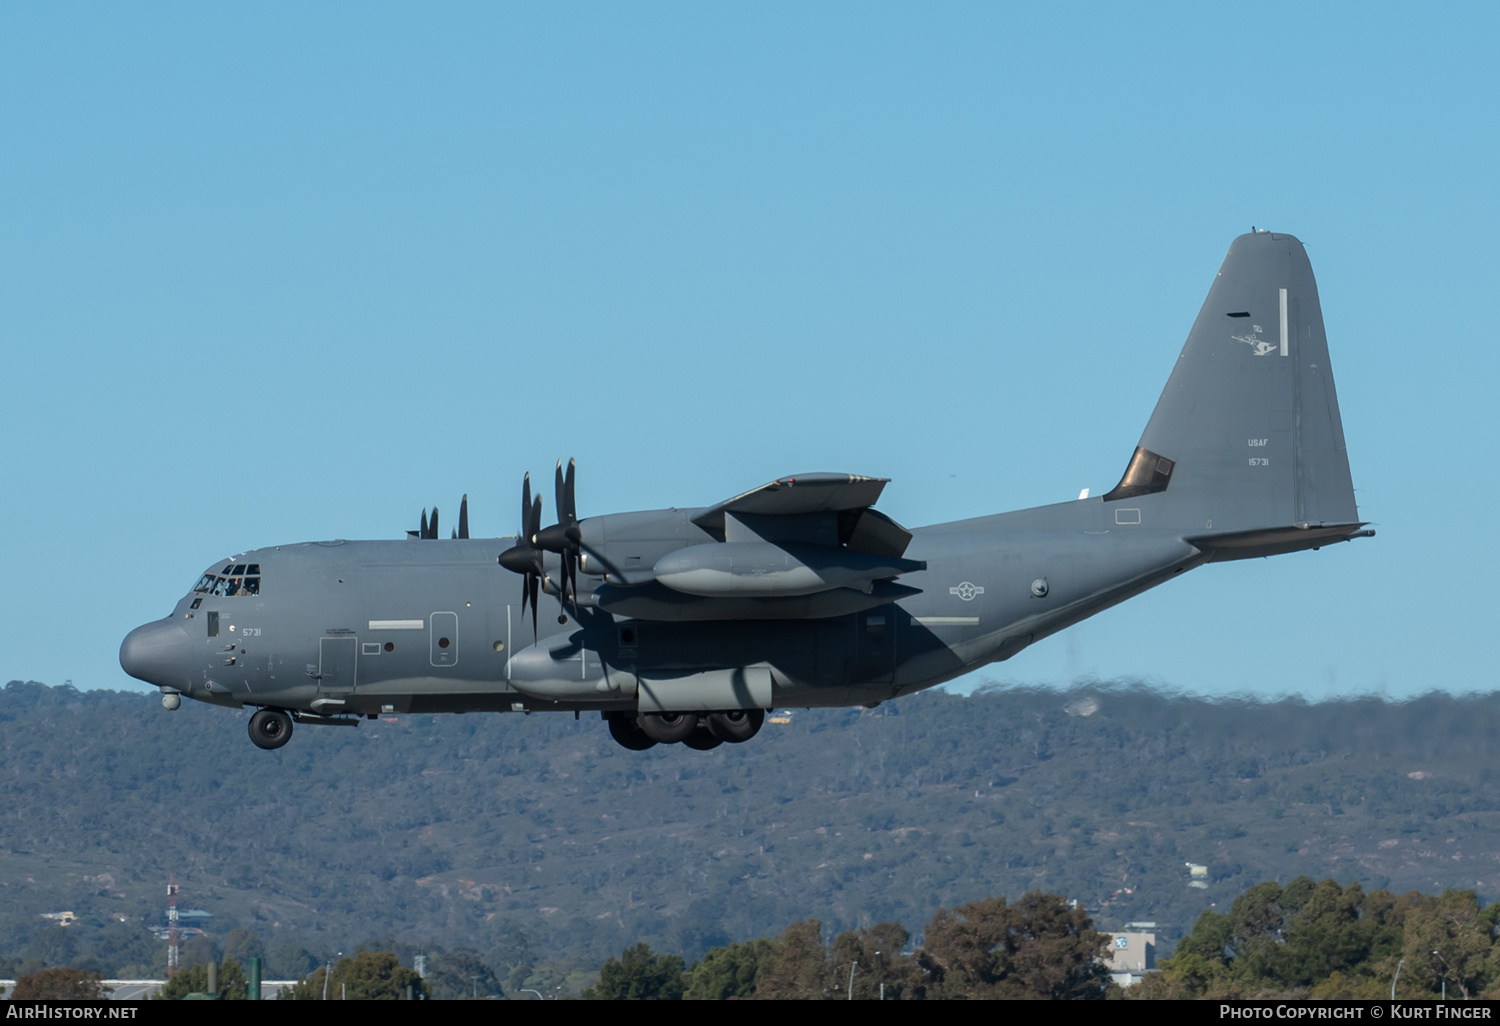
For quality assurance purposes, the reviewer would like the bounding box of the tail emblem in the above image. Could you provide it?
[1231,326,1278,357]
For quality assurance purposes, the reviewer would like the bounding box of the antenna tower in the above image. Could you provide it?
[166,874,180,977]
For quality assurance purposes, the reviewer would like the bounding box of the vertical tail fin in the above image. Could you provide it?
[1105,232,1361,545]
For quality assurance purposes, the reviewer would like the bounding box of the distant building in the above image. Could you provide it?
[40,911,76,926]
[1106,931,1156,987]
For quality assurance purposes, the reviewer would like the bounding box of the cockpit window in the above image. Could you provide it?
[194,566,262,596]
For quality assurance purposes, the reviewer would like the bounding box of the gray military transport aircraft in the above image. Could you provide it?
[121,231,1370,752]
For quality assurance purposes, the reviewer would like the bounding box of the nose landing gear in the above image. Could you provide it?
[248,708,294,750]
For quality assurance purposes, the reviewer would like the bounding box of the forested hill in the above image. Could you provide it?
[3,679,1499,976]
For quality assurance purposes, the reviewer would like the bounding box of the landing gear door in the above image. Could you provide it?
[318,636,357,695]
[430,611,458,667]
[853,610,895,684]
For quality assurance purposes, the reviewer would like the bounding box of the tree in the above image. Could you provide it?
[283,952,427,1000]
[1143,879,1422,999]
[753,921,834,1000]
[268,942,319,981]
[426,947,504,999]
[1404,890,1495,999]
[830,922,921,1000]
[12,968,110,1000]
[584,943,686,1000]
[156,959,248,1000]
[684,939,773,1000]
[920,892,1110,999]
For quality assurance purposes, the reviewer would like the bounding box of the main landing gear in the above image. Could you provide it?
[606,709,765,751]
[248,708,294,750]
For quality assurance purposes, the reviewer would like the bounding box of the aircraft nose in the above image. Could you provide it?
[119,620,193,689]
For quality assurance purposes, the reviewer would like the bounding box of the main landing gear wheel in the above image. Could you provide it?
[682,727,723,751]
[607,712,658,751]
[248,708,294,750]
[638,711,699,744]
[706,708,764,744]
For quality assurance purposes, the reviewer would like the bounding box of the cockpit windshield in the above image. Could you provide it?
[193,563,261,596]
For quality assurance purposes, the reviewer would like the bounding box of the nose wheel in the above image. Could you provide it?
[248,709,294,750]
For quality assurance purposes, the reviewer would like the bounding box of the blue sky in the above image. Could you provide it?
[1,3,1495,700]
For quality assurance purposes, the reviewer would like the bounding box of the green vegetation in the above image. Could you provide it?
[584,891,1108,999]
[424,946,505,999]
[918,893,1110,999]
[11,967,110,999]
[682,938,772,999]
[8,678,1500,981]
[584,943,687,1000]
[155,958,247,1000]
[283,951,426,1000]
[1138,878,1500,999]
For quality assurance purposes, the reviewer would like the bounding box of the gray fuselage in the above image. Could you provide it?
[121,497,1210,718]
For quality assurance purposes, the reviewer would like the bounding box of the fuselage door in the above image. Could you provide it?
[430,611,458,667]
[318,636,358,694]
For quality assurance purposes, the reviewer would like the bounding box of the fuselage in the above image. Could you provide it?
[119,496,1207,721]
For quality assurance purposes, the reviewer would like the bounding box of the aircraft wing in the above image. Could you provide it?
[692,473,912,557]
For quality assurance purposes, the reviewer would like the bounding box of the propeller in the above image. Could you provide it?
[534,460,583,623]
[498,474,545,639]
[499,459,621,630]
[413,495,470,540]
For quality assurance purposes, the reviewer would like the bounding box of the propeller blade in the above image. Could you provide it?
[528,575,539,642]
[459,494,469,540]
[430,506,439,540]
[567,551,578,619]
[521,474,531,538]
[563,458,576,526]
[420,509,429,539]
